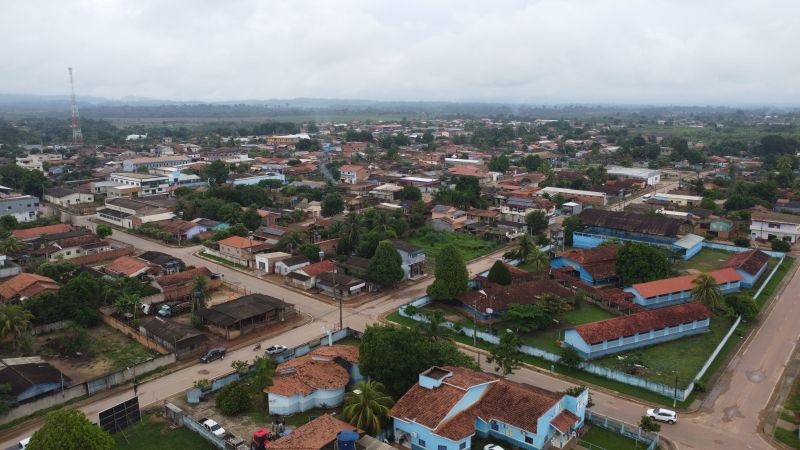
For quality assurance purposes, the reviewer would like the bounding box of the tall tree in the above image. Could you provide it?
[0,305,33,344]
[692,273,723,311]
[615,242,670,285]
[191,275,210,315]
[427,245,469,301]
[342,380,394,436]
[321,193,345,217]
[201,160,230,185]
[562,216,585,246]
[27,409,114,450]
[367,241,404,287]
[525,210,548,235]
[0,236,26,254]
[504,303,549,333]
[525,245,550,274]
[487,260,512,285]
[487,331,523,376]
[95,224,112,239]
[249,356,276,410]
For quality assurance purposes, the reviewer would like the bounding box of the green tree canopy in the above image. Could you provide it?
[487,260,511,285]
[359,324,477,397]
[427,245,469,301]
[487,331,523,376]
[95,224,112,239]
[525,210,548,235]
[27,409,114,450]
[342,380,394,436]
[322,193,345,217]
[615,242,670,285]
[562,216,585,246]
[367,241,404,287]
[692,273,723,311]
[215,381,251,416]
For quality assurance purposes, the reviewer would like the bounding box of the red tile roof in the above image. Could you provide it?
[217,235,259,249]
[559,245,620,280]
[630,268,742,299]
[391,366,563,441]
[266,345,358,398]
[572,302,712,345]
[155,267,212,288]
[551,410,580,434]
[460,280,573,311]
[269,415,361,450]
[11,224,72,240]
[0,273,59,300]
[103,256,157,277]
[301,260,335,278]
[722,250,770,277]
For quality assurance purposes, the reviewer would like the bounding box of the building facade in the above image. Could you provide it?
[0,195,39,222]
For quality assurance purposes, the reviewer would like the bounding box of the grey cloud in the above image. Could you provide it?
[1,0,798,105]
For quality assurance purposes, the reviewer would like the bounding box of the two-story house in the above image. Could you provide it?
[109,173,170,197]
[500,196,555,224]
[391,366,589,450]
[339,165,368,184]
[390,240,426,279]
[750,209,800,244]
[0,195,39,223]
[216,236,269,268]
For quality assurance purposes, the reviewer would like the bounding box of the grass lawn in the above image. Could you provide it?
[774,427,800,449]
[408,229,501,269]
[675,248,732,273]
[115,414,215,450]
[92,335,155,371]
[591,317,736,387]
[751,256,794,309]
[520,301,616,353]
[580,426,645,450]
[333,336,361,347]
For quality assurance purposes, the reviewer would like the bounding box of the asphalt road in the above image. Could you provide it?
[2,213,794,449]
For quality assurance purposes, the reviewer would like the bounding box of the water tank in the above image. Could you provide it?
[336,429,359,450]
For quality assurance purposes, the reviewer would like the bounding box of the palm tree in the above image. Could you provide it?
[692,273,722,311]
[343,212,361,254]
[114,293,141,320]
[0,305,33,344]
[526,245,550,275]
[0,236,27,254]
[191,275,209,315]
[515,234,534,262]
[418,310,447,342]
[249,356,276,409]
[342,381,394,436]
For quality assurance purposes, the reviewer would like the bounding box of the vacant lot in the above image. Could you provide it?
[592,317,736,387]
[41,324,157,383]
[115,414,215,450]
[408,229,501,269]
[675,248,732,273]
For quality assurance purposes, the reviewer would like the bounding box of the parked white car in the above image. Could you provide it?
[200,417,226,437]
[266,344,288,355]
[18,437,31,449]
[646,407,678,424]
[484,445,505,450]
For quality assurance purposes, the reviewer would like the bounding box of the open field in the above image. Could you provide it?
[674,248,731,273]
[408,230,502,269]
[580,426,645,450]
[115,414,215,450]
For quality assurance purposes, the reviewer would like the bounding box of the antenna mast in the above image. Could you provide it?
[68,67,83,145]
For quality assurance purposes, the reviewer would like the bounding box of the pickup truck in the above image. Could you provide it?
[200,417,226,437]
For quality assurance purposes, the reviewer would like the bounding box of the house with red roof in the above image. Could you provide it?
[391,366,589,450]
[265,344,361,415]
[551,245,621,286]
[563,302,712,359]
[624,268,742,309]
[722,249,771,288]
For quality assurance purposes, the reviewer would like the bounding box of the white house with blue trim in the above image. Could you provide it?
[563,302,713,359]
[624,268,742,309]
[266,345,362,416]
[391,366,589,450]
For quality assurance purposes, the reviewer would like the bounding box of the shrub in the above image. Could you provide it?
[215,381,251,416]
[771,239,791,252]
[639,415,661,432]
[733,236,750,248]
[558,346,583,369]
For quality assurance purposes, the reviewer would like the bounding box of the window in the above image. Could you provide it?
[459,443,467,450]
[419,438,426,447]
[438,446,447,450]
[525,436,534,444]
[491,421,499,431]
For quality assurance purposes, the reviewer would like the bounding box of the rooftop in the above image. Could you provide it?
[630,268,742,298]
[580,209,683,237]
[11,224,72,240]
[572,302,712,344]
[269,415,361,450]
[723,249,771,277]
[198,294,290,327]
[0,273,59,300]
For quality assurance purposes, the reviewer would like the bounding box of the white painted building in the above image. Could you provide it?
[750,210,800,243]
[606,166,661,186]
[109,173,170,197]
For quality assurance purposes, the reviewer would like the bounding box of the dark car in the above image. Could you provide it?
[200,348,226,363]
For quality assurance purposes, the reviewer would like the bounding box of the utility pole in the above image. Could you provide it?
[67,67,83,145]
[672,371,678,408]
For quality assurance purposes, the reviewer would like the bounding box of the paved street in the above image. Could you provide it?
[1,216,795,449]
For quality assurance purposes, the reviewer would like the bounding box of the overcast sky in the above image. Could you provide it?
[2,0,799,105]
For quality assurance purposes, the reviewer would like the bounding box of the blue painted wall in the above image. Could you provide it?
[625,281,740,309]
[563,318,711,358]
